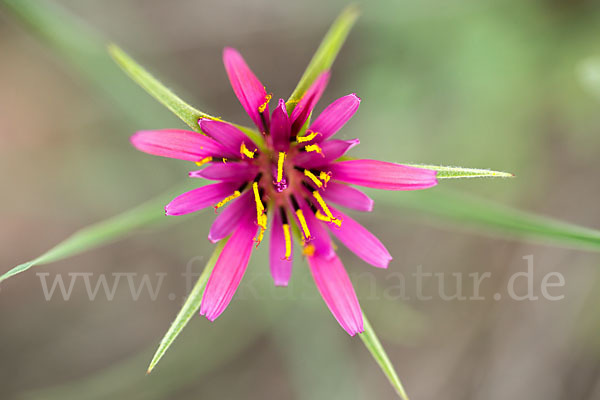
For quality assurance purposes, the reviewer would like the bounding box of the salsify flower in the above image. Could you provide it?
[131,47,438,336]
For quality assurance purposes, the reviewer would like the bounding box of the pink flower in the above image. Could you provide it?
[130,47,438,336]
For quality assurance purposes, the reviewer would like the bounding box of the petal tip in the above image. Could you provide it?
[199,310,217,322]
[366,199,374,212]
[129,131,144,147]
[222,46,239,57]
[207,234,219,244]
[164,203,179,216]
[379,256,392,269]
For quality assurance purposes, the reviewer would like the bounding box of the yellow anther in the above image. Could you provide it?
[295,209,311,240]
[276,152,286,183]
[316,210,342,227]
[304,144,323,155]
[303,169,323,188]
[254,213,267,246]
[252,181,267,246]
[259,213,268,230]
[282,223,292,260]
[240,142,256,159]
[222,158,228,164]
[252,182,266,227]
[319,171,331,186]
[296,131,320,143]
[312,191,340,226]
[214,190,241,211]
[303,244,316,257]
[258,93,272,113]
[195,156,212,167]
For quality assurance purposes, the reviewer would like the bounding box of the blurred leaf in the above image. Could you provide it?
[286,5,360,113]
[107,44,265,149]
[0,184,195,283]
[147,239,226,373]
[360,315,409,400]
[378,189,600,252]
[406,164,514,179]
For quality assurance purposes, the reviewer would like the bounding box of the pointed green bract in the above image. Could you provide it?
[377,189,600,252]
[286,5,360,113]
[147,239,226,373]
[0,184,194,283]
[108,44,217,128]
[360,315,410,400]
[406,164,514,179]
[107,44,265,149]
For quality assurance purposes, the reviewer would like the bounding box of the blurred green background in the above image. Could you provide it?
[2,0,600,399]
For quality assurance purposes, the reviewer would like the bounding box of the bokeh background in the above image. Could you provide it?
[2,0,600,399]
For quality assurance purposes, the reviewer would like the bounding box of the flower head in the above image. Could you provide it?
[131,48,438,335]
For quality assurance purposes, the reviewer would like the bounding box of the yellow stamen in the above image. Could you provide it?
[214,190,241,211]
[296,131,320,143]
[240,142,256,159]
[316,210,342,227]
[319,171,331,186]
[312,191,341,226]
[295,209,311,240]
[282,223,292,260]
[254,213,267,246]
[303,244,315,257]
[258,93,272,113]
[276,152,286,183]
[303,169,323,188]
[304,144,323,155]
[252,182,266,227]
[195,156,212,167]
[252,181,267,246]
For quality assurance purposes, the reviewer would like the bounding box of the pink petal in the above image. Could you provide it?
[269,209,293,286]
[320,182,373,212]
[307,252,364,336]
[294,139,359,169]
[327,206,392,269]
[223,47,269,132]
[270,99,291,150]
[200,213,257,321]
[309,94,361,142]
[290,72,330,135]
[329,160,438,190]
[131,129,226,161]
[189,163,258,182]
[165,182,239,216]
[208,190,254,243]
[199,119,256,157]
